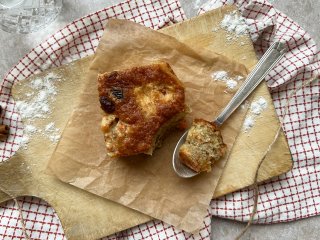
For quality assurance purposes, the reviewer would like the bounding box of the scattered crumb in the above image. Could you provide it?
[243,97,268,132]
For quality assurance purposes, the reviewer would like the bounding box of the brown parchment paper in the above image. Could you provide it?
[48,19,248,233]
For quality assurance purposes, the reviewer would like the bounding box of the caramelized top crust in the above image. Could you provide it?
[98,62,186,157]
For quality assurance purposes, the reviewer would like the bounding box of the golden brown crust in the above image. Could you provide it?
[179,148,211,172]
[179,119,227,173]
[98,62,186,157]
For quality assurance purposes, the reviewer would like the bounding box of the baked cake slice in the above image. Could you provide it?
[179,119,227,173]
[98,62,186,157]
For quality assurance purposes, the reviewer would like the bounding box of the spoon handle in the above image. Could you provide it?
[214,42,286,126]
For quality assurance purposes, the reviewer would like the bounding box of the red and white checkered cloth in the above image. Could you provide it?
[200,0,320,224]
[0,0,319,239]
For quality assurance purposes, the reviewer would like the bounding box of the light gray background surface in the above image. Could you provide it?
[0,1,319,239]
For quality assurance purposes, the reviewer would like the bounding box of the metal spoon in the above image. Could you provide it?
[173,42,287,178]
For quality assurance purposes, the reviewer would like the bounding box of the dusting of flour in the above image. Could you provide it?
[243,97,268,132]
[250,97,268,115]
[201,0,234,12]
[16,72,62,149]
[212,10,249,43]
[221,11,248,35]
[211,70,243,91]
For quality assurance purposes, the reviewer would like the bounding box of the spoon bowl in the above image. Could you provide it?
[172,42,287,178]
[172,131,198,178]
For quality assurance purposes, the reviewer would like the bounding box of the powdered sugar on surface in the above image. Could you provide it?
[226,79,238,89]
[211,10,249,43]
[221,11,248,35]
[201,0,234,12]
[15,73,63,149]
[211,70,228,80]
[243,116,255,130]
[211,70,243,90]
[250,97,268,115]
[243,97,268,132]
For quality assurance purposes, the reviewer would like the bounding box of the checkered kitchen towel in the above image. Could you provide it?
[200,0,320,224]
[0,0,319,239]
